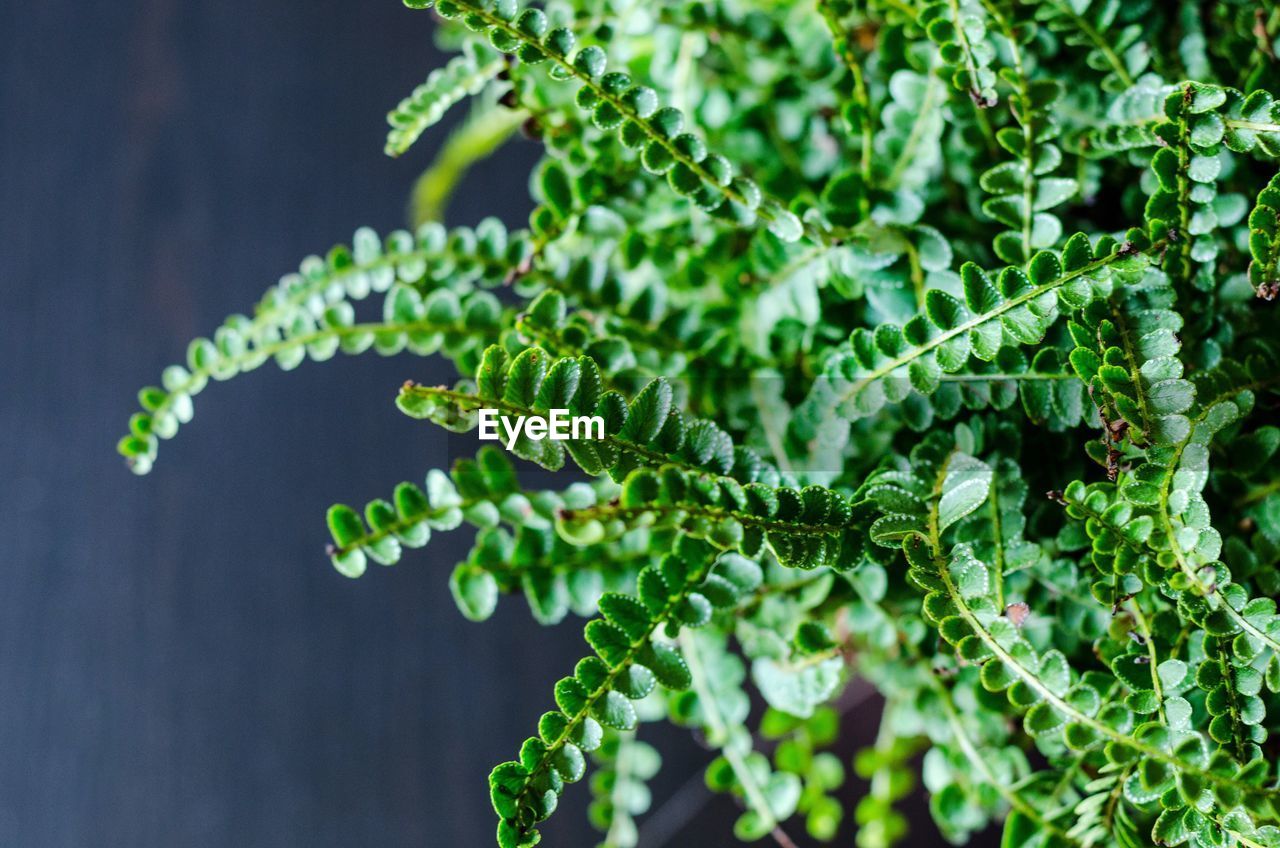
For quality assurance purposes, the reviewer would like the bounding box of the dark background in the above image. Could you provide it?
[1,2,964,846]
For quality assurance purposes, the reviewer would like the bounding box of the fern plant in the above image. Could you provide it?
[121,0,1280,845]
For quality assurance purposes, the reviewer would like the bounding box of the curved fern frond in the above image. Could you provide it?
[406,0,806,241]
[1067,276,1280,658]
[977,2,1078,266]
[588,729,661,848]
[794,232,1157,440]
[1141,83,1280,303]
[561,464,866,570]
[851,698,919,848]
[322,444,644,607]
[1033,0,1146,91]
[118,222,527,473]
[926,676,1076,844]
[397,345,775,483]
[816,0,875,220]
[1064,308,1280,772]
[489,534,754,848]
[1068,281,1197,455]
[385,47,508,157]
[755,705,847,841]
[880,60,947,193]
[682,628,806,843]
[953,455,1045,607]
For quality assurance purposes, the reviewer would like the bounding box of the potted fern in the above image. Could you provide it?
[121,1,1280,846]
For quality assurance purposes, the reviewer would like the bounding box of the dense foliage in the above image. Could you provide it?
[120,0,1280,846]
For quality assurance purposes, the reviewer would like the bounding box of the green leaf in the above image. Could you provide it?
[327,504,364,548]
[767,209,804,242]
[539,161,575,219]
[504,348,550,407]
[594,690,638,730]
[752,655,844,718]
[450,563,499,621]
[620,378,673,444]
[938,455,993,532]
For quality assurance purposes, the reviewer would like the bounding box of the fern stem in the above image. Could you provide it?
[936,372,1075,382]
[905,239,926,310]
[678,630,799,848]
[1106,300,1156,438]
[1167,93,1197,288]
[885,60,943,189]
[1225,119,1280,134]
[1048,1,1136,88]
[946,0,990,105]
[986,462,1006,610]
[929,676,1075,841]
[563,501,856,539]
[410,105,526,226]
[1235,477,1280,507]
[1126,600,1166,726]
[816,0,874,219]
[1216,820,1270,848]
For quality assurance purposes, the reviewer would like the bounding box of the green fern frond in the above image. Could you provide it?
[561,463,866,570]
[490,534,742,847]
[118,222,525,472]
[1248,172,1280,299]
[588,730,661,848]
[977,3,1078,265]
[322,444,647,607]
[385,47,509,157]
[794,232,1156,440]
[406,0,807,241]
[397,345,773,482]
[921,0,1000,107]
[1033,0,1148,92]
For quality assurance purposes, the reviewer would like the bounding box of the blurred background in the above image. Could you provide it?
[1,2,976,846]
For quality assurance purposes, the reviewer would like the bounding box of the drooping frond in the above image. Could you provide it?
[118,221,527,473]
[385,46,509,157]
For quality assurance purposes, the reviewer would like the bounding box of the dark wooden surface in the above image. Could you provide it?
[0,2,978,846]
